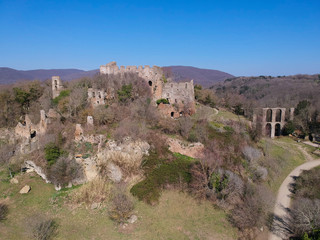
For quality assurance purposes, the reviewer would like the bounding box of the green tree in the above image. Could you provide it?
[117,84,132,103]
[44,143,61,166]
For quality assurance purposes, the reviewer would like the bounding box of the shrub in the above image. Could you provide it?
[71,178,112,205]
[117,84,132,103]
[31,218,58,240]
[156,98,169,105]
[0,203,8,222]
[48,157,83,188]
[283,120,295,136]
[109,185,134,223]
[131,153,192,204]
[52,90,70,105]
[44,143,61,165]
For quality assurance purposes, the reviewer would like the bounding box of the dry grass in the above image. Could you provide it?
[70,177,112,205]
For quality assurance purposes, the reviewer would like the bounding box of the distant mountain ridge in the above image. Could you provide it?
[0,67,99,85]
[164,66,234,88]
[0,66,234,87]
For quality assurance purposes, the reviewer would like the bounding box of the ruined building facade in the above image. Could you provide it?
[253,107,294,138]
[97,61,195,118]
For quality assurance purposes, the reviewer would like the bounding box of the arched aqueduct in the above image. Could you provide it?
[260,108,294,138]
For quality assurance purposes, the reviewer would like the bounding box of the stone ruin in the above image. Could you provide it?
[50,62,196,118]
[97,61,195,118]
[52,76,63,98]
[253,107,294,138]
[14,109,58,154]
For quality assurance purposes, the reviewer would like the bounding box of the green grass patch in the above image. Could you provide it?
[131,152,193,204]
[259,138,306,192]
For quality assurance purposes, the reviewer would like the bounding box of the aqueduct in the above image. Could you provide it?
[260,108,294,138]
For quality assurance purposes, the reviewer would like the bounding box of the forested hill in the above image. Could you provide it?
[212,74,320,109]
[164,66,234,88]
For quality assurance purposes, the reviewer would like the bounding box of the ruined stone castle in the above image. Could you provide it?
[50,62,195,118]
[97,61,195,118]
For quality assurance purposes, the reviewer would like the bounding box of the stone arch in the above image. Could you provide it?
[148,81,152,86]
[275,123,281,136]
[171,112,174,117]
[276,109,282,122]
[266,109,272,122]
[265,123,272,137]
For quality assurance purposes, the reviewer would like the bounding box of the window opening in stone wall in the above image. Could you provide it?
[30,130,36,138]
[148,81,152,86]
[171,112,174,117]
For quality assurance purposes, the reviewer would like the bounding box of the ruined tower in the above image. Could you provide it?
[52,76,63,98]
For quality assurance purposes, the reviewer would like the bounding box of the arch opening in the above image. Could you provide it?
[171,112,174,117]
[265,123,272,137]
[148,81,152,86]
[266,109,272,122]
[276,109,282,122]
[275,123,281,136]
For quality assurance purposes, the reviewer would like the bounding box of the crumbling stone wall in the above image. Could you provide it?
[14,109,53,154]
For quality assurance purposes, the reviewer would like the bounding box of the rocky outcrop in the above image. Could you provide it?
[24,160,50,183]
[167,138,204,159]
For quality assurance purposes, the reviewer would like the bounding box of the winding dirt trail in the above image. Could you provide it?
[268,159,320,240]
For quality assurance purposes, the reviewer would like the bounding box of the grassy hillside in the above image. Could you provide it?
[0,169,237,240]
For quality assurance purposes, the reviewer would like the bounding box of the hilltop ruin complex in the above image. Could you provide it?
[98,61,196,118]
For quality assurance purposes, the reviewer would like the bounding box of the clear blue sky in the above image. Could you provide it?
[0,0,319,76]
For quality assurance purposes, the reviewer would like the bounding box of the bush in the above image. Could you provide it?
[156,98,169,105]
[0,203,8,222]
[48,157,83,188]
[52,90,70,105]
[44,143,61,166]
[109,186,134,223]
[130,153,192,204]
[283,121,295,136]
[71,178,112,205]
[31,218,58,240]
[117,84,132,103]
[229,184,272,231]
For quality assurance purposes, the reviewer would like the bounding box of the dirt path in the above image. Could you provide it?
[268,159,320,240]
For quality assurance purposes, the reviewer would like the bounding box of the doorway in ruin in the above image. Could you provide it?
[265,123,272,137]
[275,123,281,136]
[171,112,174,117]
[276,109,282,122]
[266,109,272,122]
[148,81,152,86]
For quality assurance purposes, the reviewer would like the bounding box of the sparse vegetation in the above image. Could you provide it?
[0,202,8,222]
